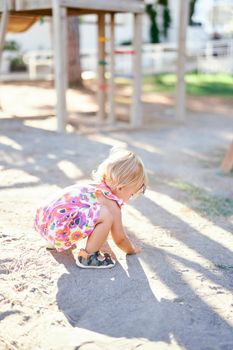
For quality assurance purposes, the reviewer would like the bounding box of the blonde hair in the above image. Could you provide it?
[92,147,147,191]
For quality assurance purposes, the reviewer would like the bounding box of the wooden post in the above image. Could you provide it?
[97,13,106,123]
[0,0,8,111]
[220,141,233,173]
[131,13,142,127]
[175,0,189,122]
[52,0,68,132]
[0,0,8,67]
[108,13,115,124]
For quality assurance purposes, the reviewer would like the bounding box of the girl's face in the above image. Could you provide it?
[116,183,145,202]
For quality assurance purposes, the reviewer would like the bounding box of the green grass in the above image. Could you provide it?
[143,73,233,97]
[169,180,233,217]
[214,264,233,271]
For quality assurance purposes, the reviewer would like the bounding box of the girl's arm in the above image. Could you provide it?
[109,202,141,255]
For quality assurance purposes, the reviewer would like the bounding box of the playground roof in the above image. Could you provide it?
[0,0,145,15]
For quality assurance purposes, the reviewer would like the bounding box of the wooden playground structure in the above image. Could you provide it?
[0,0,145,131]
[0,0,190,129]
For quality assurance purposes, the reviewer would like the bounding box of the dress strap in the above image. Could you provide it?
[95,183,124,208]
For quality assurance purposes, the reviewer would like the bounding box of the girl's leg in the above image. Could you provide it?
[85,206,113,254]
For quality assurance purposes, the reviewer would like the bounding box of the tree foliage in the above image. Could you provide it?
[146,4,160,43]
[145,1,171,44]
[189,0,197,25]
[4,40,20,51]
[162,1,171,38]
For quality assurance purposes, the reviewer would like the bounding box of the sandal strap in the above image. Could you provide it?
[77,249,115,268]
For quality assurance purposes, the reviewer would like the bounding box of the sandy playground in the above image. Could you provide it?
[0,81,233,350]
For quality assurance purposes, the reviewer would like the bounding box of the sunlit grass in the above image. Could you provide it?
[169,180,233,217]
[143,73,233,96]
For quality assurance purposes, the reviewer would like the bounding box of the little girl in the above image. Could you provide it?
[34,148,147,269]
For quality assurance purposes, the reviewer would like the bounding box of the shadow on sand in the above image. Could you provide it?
[54,191,233,349]
[54,248,174,343]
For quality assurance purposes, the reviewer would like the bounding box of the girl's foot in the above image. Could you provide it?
[76,249,115,269]
[45,242,56,251]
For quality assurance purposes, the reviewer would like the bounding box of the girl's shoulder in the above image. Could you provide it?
[94,183,124,208]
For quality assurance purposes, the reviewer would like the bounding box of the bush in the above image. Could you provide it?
[4,40,20,52]
[10,56,27,72]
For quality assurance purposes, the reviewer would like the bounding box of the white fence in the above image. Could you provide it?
[80,39,233,76]
[2,39,233,79]
[197,39,233,74]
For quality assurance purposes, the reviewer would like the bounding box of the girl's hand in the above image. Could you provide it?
[133,246,142,254]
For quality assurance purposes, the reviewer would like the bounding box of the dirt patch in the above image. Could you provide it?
[0,81,233,350]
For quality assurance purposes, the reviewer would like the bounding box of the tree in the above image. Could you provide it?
[145,1,171,43]
[189,0,197,25]
[160,0,171,38]
[67,17,82,87]
[146,4,160,43]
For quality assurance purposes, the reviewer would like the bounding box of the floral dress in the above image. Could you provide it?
[34,183,124,252]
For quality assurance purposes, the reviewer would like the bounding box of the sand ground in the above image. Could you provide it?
[0,81,233,350]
